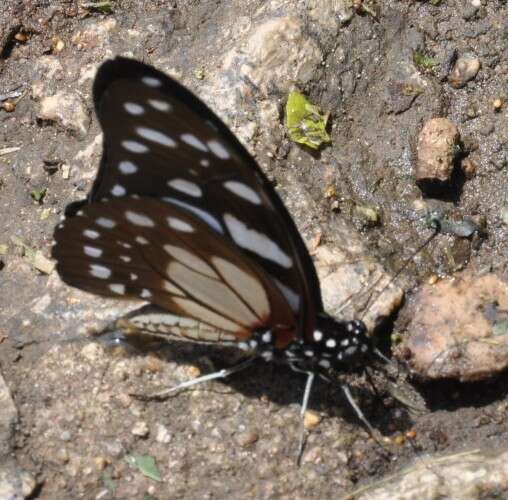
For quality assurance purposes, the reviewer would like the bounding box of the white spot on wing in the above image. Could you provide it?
[326,339,337,348]
[89,264,111,279]
[200,159,210,167]
[109,283,125,294]
[121,140,148,153]
[141,289,152,298]
[96,217,116,229]
[118,161,138,174]
[162,197,223,234]
[125,211,155,227]
[207,140,230,159]
[111,184,126,197]
[142,76,162,87]
[83,229,100,239]
[167,217,194,232]
[148,99,172,112]
[313,330,323,342]
[124,102,144,115]
[136,127,176,148]
[181,133,208,152]
[120,255,131,263]
[223,181,261,205]
[168,179,202,197]
[84,245,102,258]
[223,213,292,268]
[130,273,138,281]
[136,236,149,245]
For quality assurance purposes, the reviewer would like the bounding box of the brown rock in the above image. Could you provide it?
[448,56,481,88]
[403,272,508,381]
[415,118,459,187]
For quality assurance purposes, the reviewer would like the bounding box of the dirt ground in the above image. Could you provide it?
[1,1,508,498]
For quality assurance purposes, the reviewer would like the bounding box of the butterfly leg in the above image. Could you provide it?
[296,371,316,465]
[132,356,257,400]
[340,383,377,437]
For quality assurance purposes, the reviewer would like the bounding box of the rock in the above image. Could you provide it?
[38,91,90,138]
[237,16,322,95]
[303,410,322,429]
[448,55,481,88]
[402,272,508,381]
[415,118,460,189]
[315,245,403,334]
[131,421,150,437]
[307,0,354,31]
[235,428,259,448]
[155,424,172,444]
[357,447,508,500]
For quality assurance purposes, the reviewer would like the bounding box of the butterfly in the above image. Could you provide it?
[52,57,381,458]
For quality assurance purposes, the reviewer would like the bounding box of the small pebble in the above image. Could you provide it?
[448,56,481,88]
[406,429,417,439]
[155,424,172,444]
[501,209,508,226]
[393,435,406,445]
[60,430,72,442]
[2,100,15,112]
[131,421,149,438]
[493,98,503,111]
[235,429,259,447]
[94,456,109,471]
[116,392,132,408]
[461,157,478,179]
[303,410,322,429]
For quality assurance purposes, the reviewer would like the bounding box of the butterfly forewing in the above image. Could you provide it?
[54,196,296,345]
[85,58,323,337]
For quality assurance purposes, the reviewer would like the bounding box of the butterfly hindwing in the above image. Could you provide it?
[54,196,297,345]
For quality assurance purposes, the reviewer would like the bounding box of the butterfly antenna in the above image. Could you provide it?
[359,222,441,323]
[296,371,316,466]
[131,357,257,401]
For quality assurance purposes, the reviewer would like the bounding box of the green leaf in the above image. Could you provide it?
[125,454,162,482]
[285,91,331,150]
[102,474,116,492]
[82,1,114,14]
[493,320,508,337]
[30,187,47,203]
[413,51,439,70]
